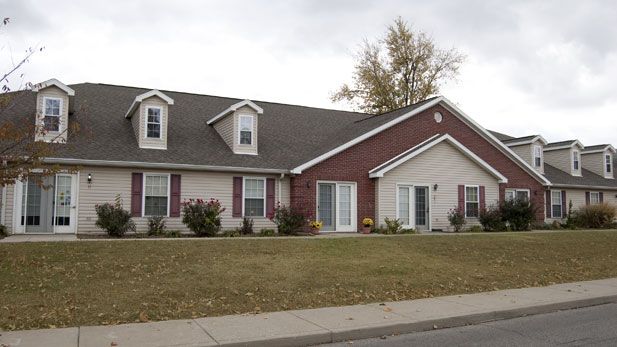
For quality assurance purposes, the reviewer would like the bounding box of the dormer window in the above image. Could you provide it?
[43,97,62,132]
[573,150,580,171]
[607,154,612,174]
[146,106,162,139]
[533,145,543,168]
[238,115,253,145]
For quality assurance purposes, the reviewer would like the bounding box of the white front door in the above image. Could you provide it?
[317,181,357,232]
[53,173,78,234]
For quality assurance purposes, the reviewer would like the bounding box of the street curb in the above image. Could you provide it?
[226,294,617,346]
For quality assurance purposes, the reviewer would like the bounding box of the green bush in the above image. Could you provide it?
[382,217,403,234]
[271,203,306,235]
[259,228,276,237]
[164,230,182,238]
[95,195,135,237]
[0,224,7,238]
[400,228,417,234]
[239,217,254,235]
[466,225,483,233]
[447,207,466,232]
[147,215,167,236]
[499,199,536,231]
[181,198,225,237]
[572,203,617,229]
[222,229,241,237]
[479,206,506,231]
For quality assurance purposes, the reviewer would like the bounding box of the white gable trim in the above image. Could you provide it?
[290,97,551,186]
[124,90,174,118]
[369,134,508,183]
[544,140,585,152]
[505,135,548,147]
[207,99,264,125]
[581,145,616,154]
[33,78,75,96]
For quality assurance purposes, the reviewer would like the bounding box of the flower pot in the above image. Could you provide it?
[311,228,321,235]
[361,225,371,234]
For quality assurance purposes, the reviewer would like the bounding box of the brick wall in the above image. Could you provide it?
[290,104,546,229]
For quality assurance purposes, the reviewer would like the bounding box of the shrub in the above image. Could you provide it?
[381,217,403,234]
[479,206,506,231]
[572,203,617,229]
[550,220,563,230]
[259,228,276,237]
[222,229,241,237]
[95,195,135,237]
[239,217,254,235]
[147,215,167,236]
[400,228,417,234]
[0,224,7,238]
[271,203,306,235]
[447,207,466,232]
[181,198,226,237]
[165,230,182,238]
[466,225,483,233]
[499,199,536,231]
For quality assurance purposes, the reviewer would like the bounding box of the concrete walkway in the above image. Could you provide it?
[1,278,616,347]
[0,234,78,243]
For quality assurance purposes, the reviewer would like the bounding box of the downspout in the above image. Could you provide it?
[278,173,284,204]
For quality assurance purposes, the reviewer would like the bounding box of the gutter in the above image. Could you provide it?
[43,158,291,175]
[549,183,617,191]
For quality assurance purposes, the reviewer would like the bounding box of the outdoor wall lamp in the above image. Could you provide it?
[87,173,92,184]
[433,184,438,191]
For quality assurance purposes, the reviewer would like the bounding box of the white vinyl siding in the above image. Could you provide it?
[551,190,562,219]
[35,86,70,143]
[243,178,265,217]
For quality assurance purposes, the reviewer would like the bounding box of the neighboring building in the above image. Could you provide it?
[0,78,614,234]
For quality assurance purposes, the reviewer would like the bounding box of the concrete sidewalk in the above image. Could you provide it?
[1,279,616,347]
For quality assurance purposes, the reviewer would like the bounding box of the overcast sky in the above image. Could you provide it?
[2,0,616,145]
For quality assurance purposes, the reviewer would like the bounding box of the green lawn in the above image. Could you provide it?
[1,230,617,330]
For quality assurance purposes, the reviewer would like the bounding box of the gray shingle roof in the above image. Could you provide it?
[488,130,514,141]
[543,164,617,189]
[0,83,438,171]
[581,144,611,152]
[545,140,579,148]
[501,135,541,144]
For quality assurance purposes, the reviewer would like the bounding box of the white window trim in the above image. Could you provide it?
[505,188,530,201]
[572,150,580,173]
[464,185,480,218]
[589,191,601,205]
[551,190,562,219]
[242,176,266,218]
[237,114,254,146]
[532,145,543,168]
[315,180,357,232]
[605,154,613,176]
[144,106,163,139]
[395,184,413,228]
[142,173,170,217]
[41,96,63,133]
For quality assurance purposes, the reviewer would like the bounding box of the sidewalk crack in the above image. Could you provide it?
[192,319,220,346]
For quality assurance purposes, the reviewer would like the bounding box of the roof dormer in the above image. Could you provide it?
[125,90,174,150]
[503,135,547,174]
[207,99,263,155]
[582,144,615,179]
[33,78,75,143]
[544,140,584,177]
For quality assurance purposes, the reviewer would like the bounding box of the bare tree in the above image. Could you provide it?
[332,17,465,114]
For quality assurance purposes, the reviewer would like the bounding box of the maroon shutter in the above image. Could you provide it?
[458,185,465,213]
[266,178,275,219]
[585,192,590,205]
[232,177,243,217]
[131,173,143,217]
[545,191,551,218]
[599,192,604,203]
[561,191,567,218]
[170,174,181,217]
[479,186,486,211]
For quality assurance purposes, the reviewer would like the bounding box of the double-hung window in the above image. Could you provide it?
[465,186,479,218]
[572,150,580,171]
[146,107,162,138]
[533,145,543,168]
[244,178,265,217]
[238,115,253,145]
[606,154,612,174]
[551,190,562,218]
[505,189,530,202]
[397,185,412,226]
[144,174,169,216]
[590,192,600,205]
[43,97,61,132]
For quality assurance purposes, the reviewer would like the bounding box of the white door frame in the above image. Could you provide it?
[316,180,357,232]
[395,182,432,231]
[12,172,79,234]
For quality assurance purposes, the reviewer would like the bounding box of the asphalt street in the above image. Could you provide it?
[321,303,617,346]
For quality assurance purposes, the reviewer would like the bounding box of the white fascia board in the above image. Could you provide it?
[33,78,75,96]
[369,134,508,183]
[43,157,289,174]
[207,99,264,125]
[505,135,548,147]
[551,183,617,191]
[124,90,174,118]
[290,97,444,174]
